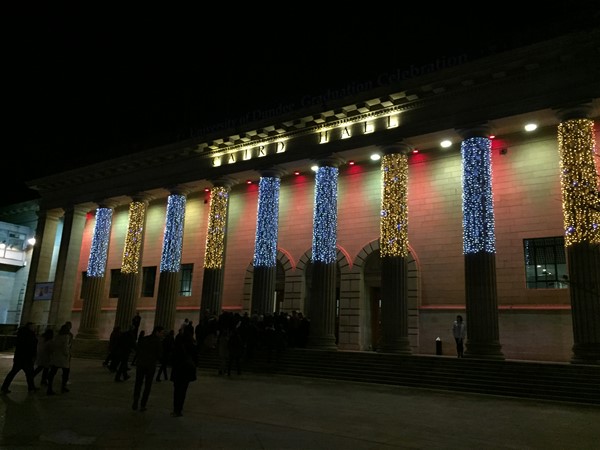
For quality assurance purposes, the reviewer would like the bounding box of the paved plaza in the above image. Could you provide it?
[0,352,599,449]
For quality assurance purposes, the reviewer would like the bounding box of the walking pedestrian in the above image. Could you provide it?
[132,326,164,412]
[103,325,121,369]
[46,324,72,394]
[170,325,197,417]
[113,327,136,382]
[1,322,38,394]
[33,329,54,386]
[156,329,174,382]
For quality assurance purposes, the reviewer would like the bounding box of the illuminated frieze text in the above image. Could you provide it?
[213,141,286,167]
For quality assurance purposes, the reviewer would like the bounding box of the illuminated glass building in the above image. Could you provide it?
[13,30,600,364]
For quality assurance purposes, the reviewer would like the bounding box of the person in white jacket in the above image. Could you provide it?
[452,315,466,358]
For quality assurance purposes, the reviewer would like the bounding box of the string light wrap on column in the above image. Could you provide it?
[557,118,600,246]
[462,136,496,254]
[253,176,280,267]
[312,166,338,264]
[205,187,229,269]
[87,207,113,277]
[121,201,146,274]
[160,194,186,273]
[380,153,409,258]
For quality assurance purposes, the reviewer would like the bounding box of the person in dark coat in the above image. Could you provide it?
[113,327,136,381]
[132,326,164,411]
[170,326,197,417]
[103,325,121,369]
[156,329,174,382]
[131,312,141,338]
[1,322,38,393]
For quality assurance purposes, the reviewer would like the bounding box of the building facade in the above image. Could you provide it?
[18,30,600,363]
[0,203,38,329]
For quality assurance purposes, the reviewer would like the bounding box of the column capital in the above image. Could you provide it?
[379,141,413,155]
[456,124,492,140]
[130,192,154,204]
[554,102,593,121]
[36,207,64,221]
[313,155,345,169]
[95,199,120,210]
[258,166,287,179]
[210,176,237,190]
[167,185,191,197]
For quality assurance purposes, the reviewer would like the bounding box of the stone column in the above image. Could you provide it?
[154,189,188,332]
[76,201,117,339]
[251,168,283,316]
[459,125,504,359]
[379,143,412,354]
[556,104,600,365]
[200,178,234,318]
[47,204,89,330]
[308,157,342,350]
[21,207,63,327]
[115,195,151,332]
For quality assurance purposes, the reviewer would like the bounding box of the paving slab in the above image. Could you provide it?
[0,352,599,449]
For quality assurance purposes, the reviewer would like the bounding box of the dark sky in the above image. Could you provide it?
[3,5,599,207]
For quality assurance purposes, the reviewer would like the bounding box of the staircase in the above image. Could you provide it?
[70,339,600,406]
[196,347,600,406]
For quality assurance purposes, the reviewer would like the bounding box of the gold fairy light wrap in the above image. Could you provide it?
[204,187,229,269]
[380,153,409,257]
[121,201,146,273]
[557,118,600,246]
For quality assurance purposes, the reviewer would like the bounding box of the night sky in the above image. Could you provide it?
[3,5,599,207]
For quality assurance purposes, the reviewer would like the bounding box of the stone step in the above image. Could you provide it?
[71,340,600,406]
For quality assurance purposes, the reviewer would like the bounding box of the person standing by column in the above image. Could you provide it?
[1,322,38,393]
[452,315,466,358]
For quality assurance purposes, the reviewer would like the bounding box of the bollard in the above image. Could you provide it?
[435,337,442,355]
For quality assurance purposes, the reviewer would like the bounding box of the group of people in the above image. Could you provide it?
[1,321,73,396]
[102,315,198,417]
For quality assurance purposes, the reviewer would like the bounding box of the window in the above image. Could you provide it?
[179,263,193,296]
[109,269,121,298]
[142,266,157,297]
[523,237,568,289]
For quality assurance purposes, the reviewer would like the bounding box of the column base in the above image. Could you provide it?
[379,337,412,355]
[571,343,600,365]
[75,329,100,340]
[71,337,106,358]
[307,334,337,350]
[464,341,504,360]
